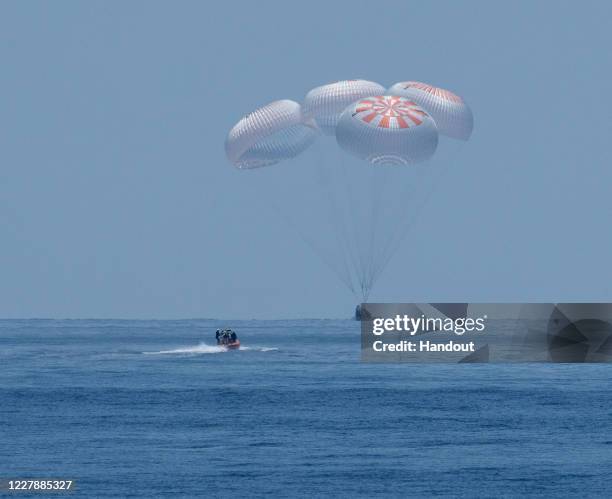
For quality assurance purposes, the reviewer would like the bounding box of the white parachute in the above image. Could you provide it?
[302,80,386,135]
[225,99,318,169]
[225,80,473,302]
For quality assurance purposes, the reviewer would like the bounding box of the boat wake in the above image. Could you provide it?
[240,346,278,352]
[143,343,225,355]
[143,342,278,355]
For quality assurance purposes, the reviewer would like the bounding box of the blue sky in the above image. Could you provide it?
[1,1,611,318]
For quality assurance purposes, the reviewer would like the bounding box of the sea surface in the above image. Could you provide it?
[1,319,612,497]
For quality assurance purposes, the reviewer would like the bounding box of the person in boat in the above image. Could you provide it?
[216,328,236,345]
[217,330,225,345]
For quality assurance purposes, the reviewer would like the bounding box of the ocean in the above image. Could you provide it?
[1,319,611,497]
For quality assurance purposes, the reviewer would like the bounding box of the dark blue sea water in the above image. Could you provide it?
[2,319,611,497]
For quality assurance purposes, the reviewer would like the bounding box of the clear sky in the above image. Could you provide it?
[1,1,611,319]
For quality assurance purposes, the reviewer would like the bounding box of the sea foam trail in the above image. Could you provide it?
[143,343,279,355]
[143,343,225,355]
[239,346,279,352]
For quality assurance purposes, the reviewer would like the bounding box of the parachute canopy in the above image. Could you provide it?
[335,96,438,165]
[225,99,318,169]
[302,80,386,136]
[387,81,473,141]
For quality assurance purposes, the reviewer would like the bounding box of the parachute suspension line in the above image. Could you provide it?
[374,144,465,280]
[363,164,377,301]
[265,191,356,296]
[368,164,432,289]
[349,158,389,302]
[312,166,358,298]
[364,164,391,300]
[311,143,357,297]
[362,163,382,301]
[340,153,370,302]
[337,152,361,297]
[369,153,457,288]
[332,146,366,298]
[369,166,418,286]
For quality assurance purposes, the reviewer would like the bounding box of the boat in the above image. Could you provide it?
[216,328,240,350]
[225,339,241,350]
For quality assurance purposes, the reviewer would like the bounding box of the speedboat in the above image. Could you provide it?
[225,339,241,350]
[216,328,240,350]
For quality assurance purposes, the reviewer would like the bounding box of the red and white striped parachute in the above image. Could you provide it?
[335,96,438,165]
[302,80,386,136]
[225,100,318,169]
[387,81,473,141]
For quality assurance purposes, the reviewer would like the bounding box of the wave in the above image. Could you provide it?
[142,343,278,355]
